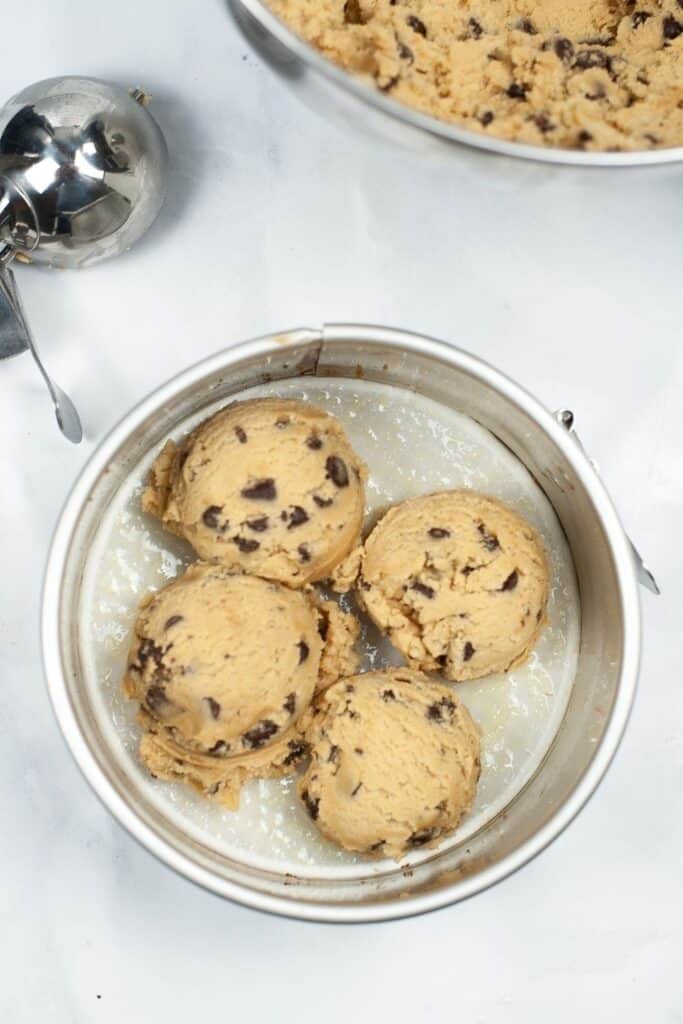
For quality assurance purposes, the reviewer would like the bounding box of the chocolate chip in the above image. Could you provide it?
[275,417,290,428]
[204,697,221,719]
[468,16,483,38]
[246,515,269,532]
[407,14,427,36]
[138,638,164,668]
[631,10,651,26]
[479,110,495,126]
[328,744,340,763]
[428,527,451,539]
[302,789,320,820]
[344,0,364,23]
[297,640,310,664]
[283,692,296,714]
[164,615,183,630]
[410,581,435,599]
[283,739,309,766]
[354,747,364,755]
[234,426,247,443]
[427,696,456,721]
[517,17,537,34]
[382,689,396,701]
[573,49,611,70]
[145,684,169,713]
[536,608,543,623]
[325,455,349,488]
[408,827,437,847]
[233,536,260,553]
[398,39,414,60]
[345,684,356,693]
[436,654,447,667]
[507,82,528,99]
[578,129,593,145]
[478,523,499,550]
[208,740,229,756]
[351,782,362,796]
[501,569,519,591]
[241,478,276,500]
[534,114,555,133]
[369,840,386,852]
[553,37,575,61]
[287,505,309,529]
[318,615,329,641]
[243,719,279,749]
[202,505,223,529]
[463,642,475,662]
[306,435,323,450]
[298,543,312,563]
[663,13,683,38]
[380,74,400,93]
[313,495,334,508]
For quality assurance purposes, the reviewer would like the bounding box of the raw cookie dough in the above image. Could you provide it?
[143,398,367,588]
[267,0,683,151]
[122,562,359,806]
[299,668,481,858]
[343,490,549,682]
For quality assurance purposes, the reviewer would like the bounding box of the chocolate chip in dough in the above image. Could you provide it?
[297,640,310,664]
[202,505,223,529]
[145,685,169,713]
[507,82,528,99]
[164,615,183,630]
[407,14,427,36]
[382,689,396,701]
[241,478,276,500]
[553,37,575,62]
[478,523,499,550]
[243,719,279,749]
[463,642,475,662]
[287,505,309,529]
[246,515,269,532]
[313,495,334,508]
[234,426,247,443]
[410,581,435,599]
[468,16,483,38]
[283,740,309,766]
[408,827,438,847]
[298,543,312,563]
[205,697,221,719]
[663,14,683,39]
[631,10,651,27]
[208,741,229,756]
[344,0,364,23]
[283,692,297,714]
[302,789,320,820]
[517,17,537,34]
[325,455,349,488]
[233,536,260,553]
[501,569,519,591]
[306,435,323,450]
[428,527,450,539]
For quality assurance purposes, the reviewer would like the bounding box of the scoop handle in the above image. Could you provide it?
[0,261,83,443]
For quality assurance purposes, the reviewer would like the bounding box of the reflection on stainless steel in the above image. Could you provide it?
[554,407,660,596]
[0,76,169,442]
[229,0,683,169]
[42,325,643,921]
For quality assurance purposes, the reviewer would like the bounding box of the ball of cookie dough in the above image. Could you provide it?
[299,669,481,858]
[123,562,326,758]
[142,398,367,587]
[356,491,549,682]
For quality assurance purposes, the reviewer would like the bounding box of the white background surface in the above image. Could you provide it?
[1,0,682,1020]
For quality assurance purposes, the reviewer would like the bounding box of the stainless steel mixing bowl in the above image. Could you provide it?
[229,0,683,171]
[42,324,644,921]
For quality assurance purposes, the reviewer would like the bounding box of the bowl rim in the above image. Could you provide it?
[232,0,683,169]
[41,323,641,922]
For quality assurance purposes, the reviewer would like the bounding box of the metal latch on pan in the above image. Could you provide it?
[554,408,660,596]
[0,76,168,443]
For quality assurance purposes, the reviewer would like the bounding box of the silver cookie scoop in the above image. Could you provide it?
[0,77,169,442]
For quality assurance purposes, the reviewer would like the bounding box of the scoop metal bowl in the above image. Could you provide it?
[0,76,168,442]
[42,324,653,922]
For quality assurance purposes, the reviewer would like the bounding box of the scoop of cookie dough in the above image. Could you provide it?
[122,563,359,805]
[142,398,367,587]
[349,491,549,682]
[299,668,481,858]
[268,0,683,152]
